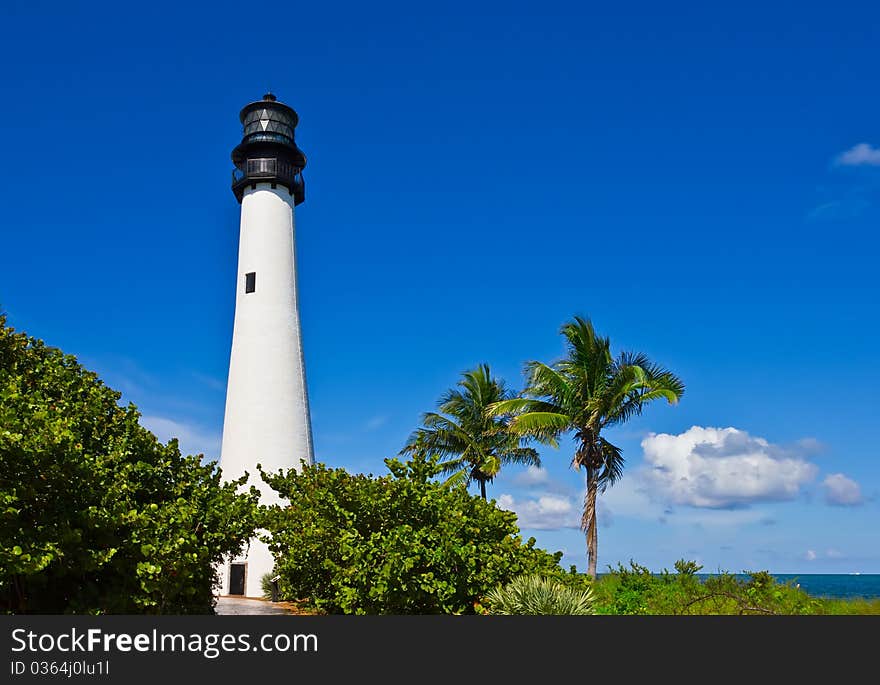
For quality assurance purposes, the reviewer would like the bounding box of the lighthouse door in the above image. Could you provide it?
[229,563,246,595]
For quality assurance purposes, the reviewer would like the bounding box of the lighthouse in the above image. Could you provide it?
[217,93,314,598]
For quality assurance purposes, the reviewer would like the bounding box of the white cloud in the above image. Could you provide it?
[822,473,864,506]
[805,550,817,561]
[512,466,551,488]
[141,415,222,460]
[639,426,818,509]
[497,493,579,530]
[835,142,880,166]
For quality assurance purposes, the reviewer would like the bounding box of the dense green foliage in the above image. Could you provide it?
[492,316,684,576]
[261,455,564,614]
[400,364,539,499]
[589,560,860,615]
[485,574,595,615]
[0,315,260,614]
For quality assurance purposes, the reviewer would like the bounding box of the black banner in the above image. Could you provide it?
[1,615,872,681]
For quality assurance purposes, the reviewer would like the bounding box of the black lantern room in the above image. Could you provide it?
[231,93,307,204]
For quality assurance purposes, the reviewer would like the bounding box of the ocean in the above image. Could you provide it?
[699,574,880,599]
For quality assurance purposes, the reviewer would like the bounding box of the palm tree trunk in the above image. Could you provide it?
[584,475,599,578]
[479,478,487,500]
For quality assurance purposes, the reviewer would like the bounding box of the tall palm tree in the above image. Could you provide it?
[400,364,540,499]
[490,316,684,577]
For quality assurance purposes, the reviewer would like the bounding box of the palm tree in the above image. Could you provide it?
[490,316,684,577]
[400,364,540,499]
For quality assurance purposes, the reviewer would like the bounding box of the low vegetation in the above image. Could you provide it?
[484,574,595,615]
[588,560,880,615]
[260,454,563,614]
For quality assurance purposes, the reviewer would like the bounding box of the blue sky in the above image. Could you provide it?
[1,1,878,573]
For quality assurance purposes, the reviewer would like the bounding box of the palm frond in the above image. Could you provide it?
[616,351,652,371]
[439,363,512,418]
[487,397,561,417]
[648,370,685,402]
[615,352,685,400]
[600,363,647,415]
[634,387,683,405]
[441,468,470,489]
[399,428,436,456]
[603,365,685,428]
[509,411,571,442]
[560,316,613,388]
[435,455,468,475]
[501,446,541,467]
[602,396,644,427]
[523,361,573,403]
[420,411,463,432]
[596,437,624,490]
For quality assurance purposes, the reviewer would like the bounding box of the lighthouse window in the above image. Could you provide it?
[245,272,256,293]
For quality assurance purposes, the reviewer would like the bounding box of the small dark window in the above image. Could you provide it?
[245,272,256,293]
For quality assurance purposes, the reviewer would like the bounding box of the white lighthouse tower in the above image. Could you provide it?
[217,93,314,598]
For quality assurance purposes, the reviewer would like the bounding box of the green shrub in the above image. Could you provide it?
[591,561,656,615]
[261,454,564,614]
[590,560,820,615]
[0,315,261,614]
[485,575,595,615]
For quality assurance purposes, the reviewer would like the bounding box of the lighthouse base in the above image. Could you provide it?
[215,534,275,599]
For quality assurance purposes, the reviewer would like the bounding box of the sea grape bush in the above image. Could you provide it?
[0,316,261,614]
[261,454,564,614]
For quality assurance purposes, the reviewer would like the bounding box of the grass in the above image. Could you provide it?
[813,597,880,615]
